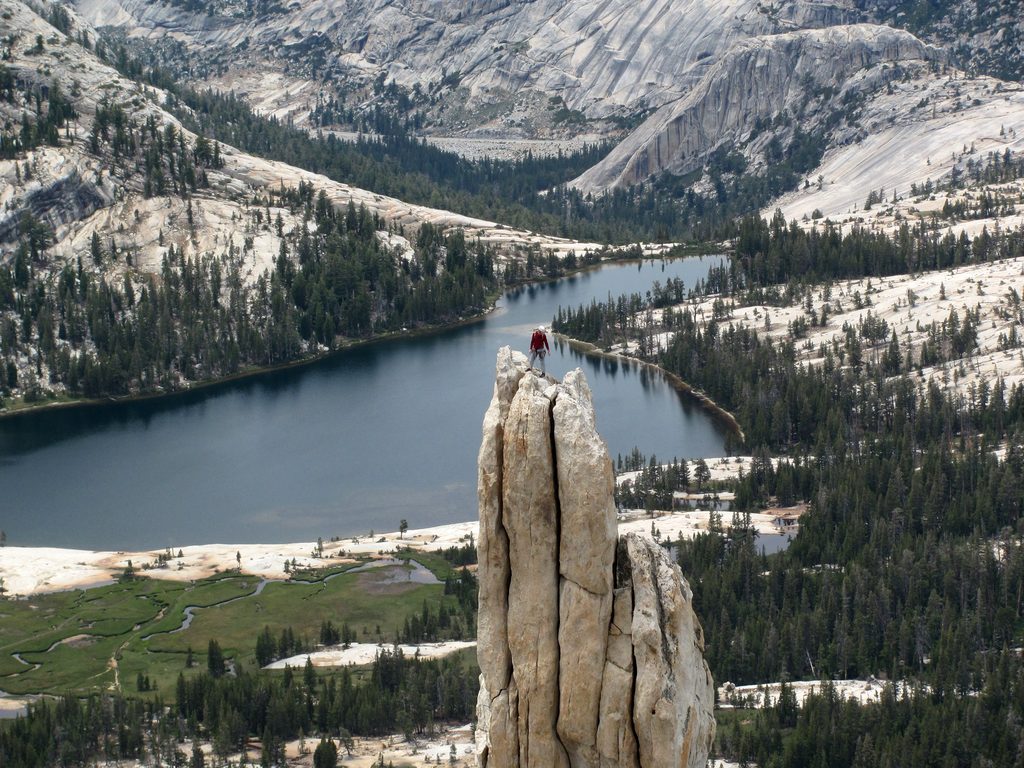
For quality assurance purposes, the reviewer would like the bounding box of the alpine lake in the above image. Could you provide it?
[0,256,790,552]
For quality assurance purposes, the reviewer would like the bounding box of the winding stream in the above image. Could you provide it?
[143,557,438,639]
[142,578,272,640]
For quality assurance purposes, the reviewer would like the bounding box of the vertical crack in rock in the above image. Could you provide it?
[553,370,615,767]
[476,347,526,766]
[548,383,570,763]
[504,370,567,768]
[477,348,714,768]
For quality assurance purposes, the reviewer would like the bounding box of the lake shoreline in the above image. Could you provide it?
[1,252,731,554]
[0,308,495,422]
[559,335,745,442]
[0,249,715,421]
[0,491,795,597]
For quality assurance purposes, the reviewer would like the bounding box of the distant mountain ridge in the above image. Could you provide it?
[73,0,858,129]
[570,23,947,193]
[71,0,1024,210]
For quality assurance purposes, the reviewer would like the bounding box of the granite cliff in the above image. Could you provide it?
[475,347,715,768]
[72,0,853,131]
[74,0,1024,211]
[571,23,947,193]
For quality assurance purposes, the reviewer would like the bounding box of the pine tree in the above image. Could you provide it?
[207,639,225,677]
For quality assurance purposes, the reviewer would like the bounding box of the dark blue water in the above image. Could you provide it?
[0,258,728,550]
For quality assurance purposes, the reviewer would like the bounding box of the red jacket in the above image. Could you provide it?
[530,330,550,352]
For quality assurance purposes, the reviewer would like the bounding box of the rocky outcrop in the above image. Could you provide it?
[571,24,947,193]
[865,0,1024,83]
[476,347,714,768]
[0,171,113,244]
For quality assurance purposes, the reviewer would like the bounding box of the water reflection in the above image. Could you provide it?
[0,256,729,549]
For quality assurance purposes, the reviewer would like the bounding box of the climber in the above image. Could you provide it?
[529,325,551,374]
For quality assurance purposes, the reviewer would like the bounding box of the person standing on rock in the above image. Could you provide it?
[529,325,551,374]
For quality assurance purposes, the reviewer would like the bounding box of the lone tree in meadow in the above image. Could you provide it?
[207,639,226,677]
[694,458,711,490]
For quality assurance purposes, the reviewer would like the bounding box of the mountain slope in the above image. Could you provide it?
[772,73,1024,228]
[570,24,945,193]
[72,0,854,132]
[74,0,1024,224]
[0,0,613,408]
[1,0,611,265]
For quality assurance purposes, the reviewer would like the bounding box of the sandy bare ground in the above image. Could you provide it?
[267,641,477,670]
[719,677,914,708]
[0,474,796,598]
[279,725,478,768]
[618,506,803,542]
[227,726,478,768]
[0,520,478,597]
[0,692,41,720]
[71,726,477,768]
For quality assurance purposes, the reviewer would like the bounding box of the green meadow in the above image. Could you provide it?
[0,553,469,696]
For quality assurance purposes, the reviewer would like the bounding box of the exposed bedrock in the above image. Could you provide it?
[572,24,948,194]
[0,171,113,245]
[476,346,715,768]
[75,0,856,123]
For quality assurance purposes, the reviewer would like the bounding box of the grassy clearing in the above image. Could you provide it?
[0,579,175,694]
[146,568,444,659]
[138,574,258,637]
[0,556,466,696]
[0,590,81,647]
[10,634,122,695]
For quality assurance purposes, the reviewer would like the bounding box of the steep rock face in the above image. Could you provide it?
[0,0,612,268]
[476,347,714,768]
[571,23,946,193]
[74,0,852,125]
[502,371,567,767]
[552,370,617,766]
[625,534,715,768]
[0,171,113,245]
